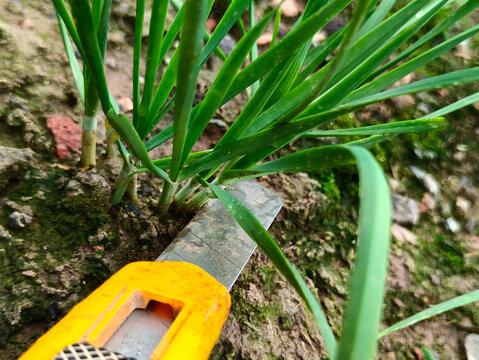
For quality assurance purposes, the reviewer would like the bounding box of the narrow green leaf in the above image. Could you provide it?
[209,144,391,360]
[159,3,185,61]
[169,0,209,181]
[143,0,243,138]
[137,150,212,173]
[251,146,356,173]
[345,23,479,104]
[370,0,479,79]
[178,8,277,168]
[81,0,111,118]
[266,42,311,109]
[303,0,329,18]
[217,58,294,147]
[83,0,112,117]
[57,15,84,104]
[106,110,170,183]
[345,134,388,147]
[178,114,334,180]
[202,0,250,66]
[52,0,84,55]
[171,0,227,61]
[334,146,391,360]
[138,0,170,118]
[145,122,174,151]
[218,137,386,181]
[132,0,146,127]
[91,0,105,26]
[339,67,479,114]
[224,0,354,101]
[294,27,345,88]
[378,289,479,338]
[271,8,281,46]
[143,0,256,140]
[273,0,371,125]
[68,0,111,112]
[355,0,396,39]
[298,0,449,120]
[240,65,329,137]
[140,50,179,138]
[249,0,259,95]
[424,92,479,119]
[206,182,338,358]
[242,0,437,139]
[303,118,446,137]
[319,0,434,93]
[117,139,130,164]
[421,347,437,360]
[96,0,112,59]
[225,63,479,168]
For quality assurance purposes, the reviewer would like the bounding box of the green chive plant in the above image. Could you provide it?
[53,0,479,358]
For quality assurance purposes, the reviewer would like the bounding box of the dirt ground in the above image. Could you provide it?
[0,0,478,359]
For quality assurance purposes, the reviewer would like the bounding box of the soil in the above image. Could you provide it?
[0,1,478,360]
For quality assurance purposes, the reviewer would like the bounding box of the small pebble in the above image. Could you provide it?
[104,57,118,69]
[417,102,431,114]
[312,31,327,46]
[257,33,273,46]
[456,196,471,217]
[392,194,420,226]
[8,211,32,229]
[47,302,60,321]
[465,333,479,360]
[20,18,33,29]
[388,178,402,193]
[393,297,406,308]
[446,217,461,233]
[430,274,441,286]
[391,223,417,244]
[206,18,217,32]
[413,346,423,360]
[280,0,301,17]
[410,166,440,195]
[454,39,472,60]
[421,193,436,211]
[117,96,133,112]
[219,34,236,56]
[391,95,415,109]
[22,270,36,277]
[386,352,396,360]
[125,202,141,217]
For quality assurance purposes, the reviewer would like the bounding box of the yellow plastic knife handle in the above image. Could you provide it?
[20,261,231,360]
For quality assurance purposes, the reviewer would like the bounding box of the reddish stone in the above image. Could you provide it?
[257,33,273,46]
[46,115,82,160]
[117,96,133,112]
[206,18,217,32]
[421,192,436,210]
[413,347,423,360]
[418,202,427,214]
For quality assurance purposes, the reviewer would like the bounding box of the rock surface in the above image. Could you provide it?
[410,166,440,195]
[7,211,32,230]
[0,146,34,189]
[465,334,479,360]
[392,194,420,226]
[391,223,417,244]
[257,33,273,46]
[446,217,461,233]
[219,34,236,56]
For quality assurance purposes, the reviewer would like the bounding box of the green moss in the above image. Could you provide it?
[312,171,341,204]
